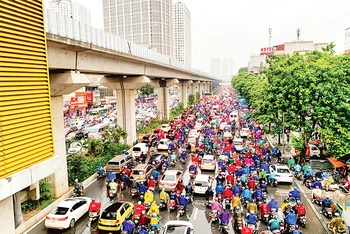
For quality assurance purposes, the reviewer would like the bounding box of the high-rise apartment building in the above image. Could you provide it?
[210,58,222,77]
[173,2,191,66]
[48,0,91,25]
[103,0,172,56]
[222,58,235,80]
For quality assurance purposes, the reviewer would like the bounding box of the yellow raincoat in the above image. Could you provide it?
[160,190,170,203]
[144,191,154,203]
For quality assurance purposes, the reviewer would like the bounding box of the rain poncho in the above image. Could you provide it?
[144,191,154,203]
[289,189,301,200]
[232,196,241,208]
[216,184,224,194]
[148,201,159,216]
[139,183,148,193]
[233,184,242,195]
[247,202,257,213]
[109,182,118,191]
[294,164,301,174]
[246,213,257,225]
[211,201,222,212]
[160,190,170,203]
[242,189,252,200]
[285,212,297,225]
[269,218,280,230]
[122,220,135,234]
[219,211,230,224]
[107,172,116,181]
[268,199,279,210]
[312,188,322,197]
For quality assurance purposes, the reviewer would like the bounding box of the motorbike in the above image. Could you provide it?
[120,181,126,190]
[169,200,177,211]
[73,185,84,197]
[161,165,167,174]
[108,188,117,199]
[131,188,139,198]
[159,199,167,210]
[145,201,152,210]
[269,178,278,187]
[242,197,250,208]
[185,192,193,203]
[178,205,185,216]
[340,185,349,194]
[210,210,218,222]
[298,215,307,228]
[189,170,196,179]
[206,197,213,208]
[327,222,347,234]
[287,224,297,233]
[305,179,313,189]
[139,192,145,202]
[97,170,106,180]
[133,213,140,225]
[295,171,303,180]
[247,224,257,234]
[313,195,322,206]
[217,193,223,203]
[261,211,269,224]
[223,198,231,210]
[271,228,282,234]
[255,197,263,206]
[170,160,176,167]
[234,219,244,232]
[323,207,333,219]
[219,222,229,234]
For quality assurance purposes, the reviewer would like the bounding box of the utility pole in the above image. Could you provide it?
[282,112,285,153]
[268,28,272,48]
[297,28,301,42]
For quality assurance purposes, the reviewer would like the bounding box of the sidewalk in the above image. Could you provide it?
[265,134,293,158]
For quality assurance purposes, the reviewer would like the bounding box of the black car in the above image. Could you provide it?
[148,153,168,169]
[167,129,175,140]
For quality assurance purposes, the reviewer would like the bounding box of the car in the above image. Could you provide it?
[200,155,216,171]
[98,201,134,231]
[161,124,171,133]
[130,164,155,182]
[223,125,232,132]
[240,127,250,138]
[162,220,194,234]
[193,174,213,194]
[148,153,168,169]
[45,197,92,230]
[269,164,293,184]
[233,138,244,152]
[219,122,227,130]
[223,131,233,139]
[158,138,172,151]
[188,129,200,139]
[67,140,88,155]
[159,170,183,191]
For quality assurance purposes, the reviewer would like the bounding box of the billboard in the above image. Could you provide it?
[260,47,276,55]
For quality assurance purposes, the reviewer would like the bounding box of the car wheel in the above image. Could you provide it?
[69,219,75,228]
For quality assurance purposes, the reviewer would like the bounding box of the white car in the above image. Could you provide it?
[68,140,87,155]
[240,127,250,137]
[200,155,216,171]
[158,138,171,151]
[223,131,233,139]
[159,170,183,191]
[45,197,92,230]
[234,138,244,152]
[188,129,200,139]
[194,174,213,194]
[162,220,194,234]
[269,164,293,184]
[219,122,227,130]
[161,124,171,133]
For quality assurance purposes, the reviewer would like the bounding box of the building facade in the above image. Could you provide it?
[345,27,350,53]
[173,2,191,66]
[222,58,235,80]
[47,0,92,25]
[103,0,172,56]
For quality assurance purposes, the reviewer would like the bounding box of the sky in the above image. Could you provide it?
[46,0,350,74]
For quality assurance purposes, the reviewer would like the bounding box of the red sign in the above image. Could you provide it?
[260,47,276,55]
[70,97,78,103]
[86,91,94,104]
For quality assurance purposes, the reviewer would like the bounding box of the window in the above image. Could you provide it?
[51,207,69,215]
[119,207,125,216]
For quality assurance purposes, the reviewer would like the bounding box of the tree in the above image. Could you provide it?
[85,137,104,156]
[188,94,195,106]
[238,67,248,74]
[138,84,155,96]
[195,92,200,102]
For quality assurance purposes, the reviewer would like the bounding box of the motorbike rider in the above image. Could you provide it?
[144,190,154,204]
[170,189,178,201]
[140,152,146,163]
[178,194,189,212]
[295,200,306,218]
[139,210,150,227]
[328,213,344,234]
[121,218,135,234]
[89,198,101,216]
[211,197,222,213]
[285,210,297,230]
[180,151,187,160]
[233,183,242,196]
[246,210,258,228]
[247,177,256,190]
[233,206,244,226]
[219,209,230,226]
[288,157,296,169]
[176,180,185,193]
[97,165,105,176]
[107,170,116,183]
[135,201,146,216]
[147,176,156,189]
[151,170,160,182]
[139,182,148,194]
[261,161,270,173]
[269,215,281,231]
[277,208,285,224]
[258,169,268,184]
[205,187,214,201]
[294,164,302,175]
[108,180,118,194]
[168,142,175,151]
[149,212,160,230]
[321,195,333,213]
[312,185,323,202]
[223,186,233,200]
[216,183,224,195]
[216,172,226,185]
[289,187,301,200]
[189,164,198,176]
[162,160,169,170]
[268,170,277,185]
[247,200,258,214]
[160,188,170,204]
[148,201,159,216]
[185,182,194,195]
[241,225,253,234]
[268,197,279,211]
[253,187,263,202]
[241,187,253,202]
[240,174,248,185]
[312,179,323,189]
[231,194,242,210]
[74,179,83,195]
[226,172,235,185]
[303,171,313,186]
[120,172,129,186]
[259,200,270,216]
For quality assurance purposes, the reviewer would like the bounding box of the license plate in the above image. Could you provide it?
[106,221,111,225]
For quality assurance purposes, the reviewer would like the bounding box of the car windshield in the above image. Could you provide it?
[195,181,208,187]
[132,170,144,175]
[162,174,176,181]
[51,206,69,215]
[203,159,213,163]
[133,147,141,152]
[166,225,188,234]
[190,130,197,134]
[101,211,117,220]
[234,141,242,145]
[277,168,290,173]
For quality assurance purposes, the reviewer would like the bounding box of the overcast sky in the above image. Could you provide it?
[46,0,350,74]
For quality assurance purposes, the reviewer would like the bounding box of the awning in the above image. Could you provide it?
[327,157,347,168]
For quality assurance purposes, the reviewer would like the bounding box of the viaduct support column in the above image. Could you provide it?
[0,196,15,233]
[179,80,192,108]
[49,71,90,196]
[100,76,151,145]
[199,82,204,98]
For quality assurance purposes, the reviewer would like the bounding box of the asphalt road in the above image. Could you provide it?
[28,152,327,234]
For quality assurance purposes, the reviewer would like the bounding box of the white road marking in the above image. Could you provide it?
[193,207,199,220]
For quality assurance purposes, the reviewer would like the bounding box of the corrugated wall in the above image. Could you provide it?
[0,0,54,179]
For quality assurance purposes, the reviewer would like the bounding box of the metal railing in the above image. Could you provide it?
[45,9,216,80]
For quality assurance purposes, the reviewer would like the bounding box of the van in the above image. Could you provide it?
[130,164,155,182]
[88,123,109,139]
[106,155,134,174]
[132,143,148,158]
[229,111,239,122]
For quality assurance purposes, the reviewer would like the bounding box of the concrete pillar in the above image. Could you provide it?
[49,96,69,197]
[116,89,136,145]
[179,81,192,108]
[0,196,15,233]
[199,82,204,98]
[13,192,22,227]
[189,84,195,96]
[158,86,170,120]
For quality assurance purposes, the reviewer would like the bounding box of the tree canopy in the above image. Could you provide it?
[138,84,155,96]
[232,44,350,158]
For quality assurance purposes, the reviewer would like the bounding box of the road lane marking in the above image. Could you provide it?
[193,207,198,220]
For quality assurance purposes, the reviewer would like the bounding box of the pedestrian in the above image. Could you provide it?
[287,133,290,144]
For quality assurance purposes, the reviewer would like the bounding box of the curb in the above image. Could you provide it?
[16,173,98,234]
[294,180,329,233]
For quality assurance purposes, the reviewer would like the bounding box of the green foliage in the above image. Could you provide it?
[170,102,184,119]
[136,119,168,134]
[232,44,350,158]
[21,179,54,212]
[238,67,248,74]
[67,144,130,185]
[138,84,155,96]
[188,94,195,106]
[291,135,305,154]
[195,92,200,102]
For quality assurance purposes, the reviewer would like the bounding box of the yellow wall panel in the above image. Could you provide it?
[0,0,54,179]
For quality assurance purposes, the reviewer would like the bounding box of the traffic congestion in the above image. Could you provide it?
[35,87,341,234]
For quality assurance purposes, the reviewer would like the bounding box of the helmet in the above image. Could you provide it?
[152,213,157,218]
[335,213,340,217]
[138,201,141,205]
[142,210,146,214]
[235,206,241,211]
[74,179,78,183]
[162,188,165,192]
[273,215,277,219]
[262,169,265,171]
[250,210,255,214]
[326,195,330,199]
[316,186,319,189]
[150,176,154,179]
[294,186,298,190]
